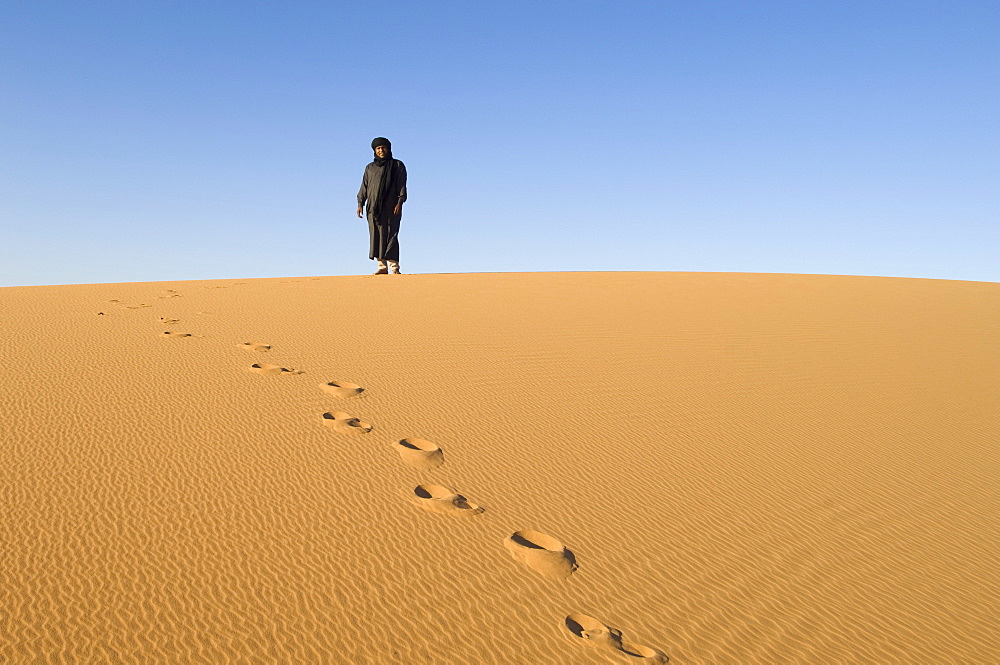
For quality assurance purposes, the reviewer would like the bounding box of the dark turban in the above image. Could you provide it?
[371,137,391,150]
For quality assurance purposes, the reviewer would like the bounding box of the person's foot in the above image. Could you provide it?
[373,267,388,275]
[388,261,401,274]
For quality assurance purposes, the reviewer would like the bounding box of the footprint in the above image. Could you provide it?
[238,342,271,352]
[159,317,180,324]
[392,438,444,470]
[564,615,625,653]
[321,411,372,433]
[563,614,668,663]
[504,530,578,579]
[320,381,365,398]
[409,484,484,516]
[161,331,193,338]
[159,290,181,298]
[126,304,152,309]
[627,645,671,662]
[249,363,303,375]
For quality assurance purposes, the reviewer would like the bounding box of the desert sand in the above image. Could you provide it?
[1,271,997,664]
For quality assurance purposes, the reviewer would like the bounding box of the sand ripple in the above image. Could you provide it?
[2,273,997,664]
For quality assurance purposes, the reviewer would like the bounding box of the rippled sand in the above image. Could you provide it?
[2,272,997,664]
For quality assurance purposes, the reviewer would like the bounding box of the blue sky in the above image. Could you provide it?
[2,1,997,286]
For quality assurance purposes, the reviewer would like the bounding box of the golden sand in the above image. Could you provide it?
[1,272,997,664]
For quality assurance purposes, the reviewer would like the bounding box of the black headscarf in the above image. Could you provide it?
[370,137,396,223]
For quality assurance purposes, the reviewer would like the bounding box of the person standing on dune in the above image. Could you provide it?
[357,137,407,274]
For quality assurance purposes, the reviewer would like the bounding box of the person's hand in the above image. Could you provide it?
[393,203,402,216]
[356,206,363,218]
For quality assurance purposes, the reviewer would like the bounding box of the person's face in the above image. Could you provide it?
[374,145,389,159]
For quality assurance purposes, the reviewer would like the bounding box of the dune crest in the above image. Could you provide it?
[1,272,997,665]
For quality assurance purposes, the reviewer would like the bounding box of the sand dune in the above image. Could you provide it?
[1,272,997,664]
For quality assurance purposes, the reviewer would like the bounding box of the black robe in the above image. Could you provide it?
[357,159,407,261]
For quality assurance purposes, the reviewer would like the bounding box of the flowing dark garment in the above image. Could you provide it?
[357,160,407,261]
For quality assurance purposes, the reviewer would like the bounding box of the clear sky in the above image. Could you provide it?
[2,1,997,286]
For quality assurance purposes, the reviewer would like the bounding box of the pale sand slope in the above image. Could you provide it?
[1,272,997,665]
